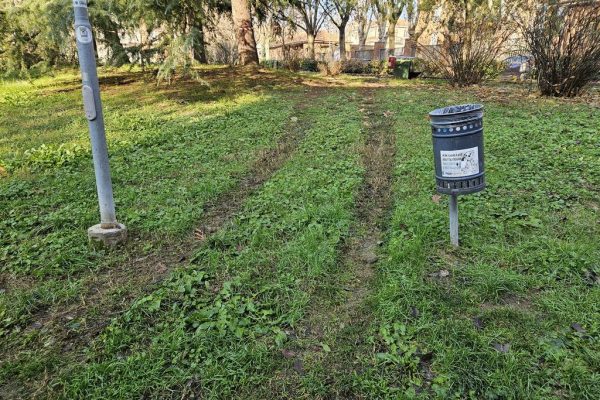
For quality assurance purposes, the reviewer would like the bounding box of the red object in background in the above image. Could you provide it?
[388,56,397,69]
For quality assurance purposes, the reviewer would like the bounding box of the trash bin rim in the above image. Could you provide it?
[429,103,484,118]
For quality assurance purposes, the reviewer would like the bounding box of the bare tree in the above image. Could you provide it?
[404,0,421,56]
[370,0,410,56]
[372,0,388,44]
[521,0,600,97]
[419,0,514,86]
[384,0,409,55]
[355,0,373,50]
[322,0,356,61]
[278,0,328,59]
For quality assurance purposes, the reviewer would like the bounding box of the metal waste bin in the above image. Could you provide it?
[430,104,485,195]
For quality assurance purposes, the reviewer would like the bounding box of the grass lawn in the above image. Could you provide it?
[1,67,599,399]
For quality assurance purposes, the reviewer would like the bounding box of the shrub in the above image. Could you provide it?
[317,62,328,75]
[484,60,506,81]
[341,59,368,74]
[410,58,437,78]
[367,60,386,75]
[317,61,342,76]
[260,59,284,69]
[418,1,516,86]
[284,53,301,72]
[299,58,319,72]
[339,59,387,75]
[328,61,342,76]
[521,2,600,97]
[410,58,426,73]
[340,59,387,75]
[207,40,238,65]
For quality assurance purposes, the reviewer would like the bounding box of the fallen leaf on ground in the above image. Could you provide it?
[30,321,43,330]
[194,229,206,241]
[410,307,420,318]
[281,349,296,359]
[362,252,379,264]
[473,316,485,330]
[493,343,511,353]
[155,263,167,274]
[571,323,586,334]
[293,359,304,374]
[430,269,450,278]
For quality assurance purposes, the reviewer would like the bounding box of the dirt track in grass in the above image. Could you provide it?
[274,86,398,397]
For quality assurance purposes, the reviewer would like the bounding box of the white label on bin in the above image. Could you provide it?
[440,147,479,177]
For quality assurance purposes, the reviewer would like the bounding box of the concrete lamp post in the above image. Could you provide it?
[73,0,127,246]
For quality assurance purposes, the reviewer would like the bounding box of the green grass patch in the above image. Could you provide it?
[2,72,599,399]
[0,75,294,276]
[352,86,600,399]
[0,69,300,392]
[56,90,364,398]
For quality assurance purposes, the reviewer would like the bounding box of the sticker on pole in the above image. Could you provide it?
[76,26,93,44]
[73,0,88,8]
[440,147,479,177]
[82,85,96,120]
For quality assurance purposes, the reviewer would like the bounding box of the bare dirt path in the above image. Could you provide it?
[275,86,397,397]
[0,86,317,399]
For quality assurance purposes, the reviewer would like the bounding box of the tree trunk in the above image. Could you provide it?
[357,7,370,50]
[103,26,128,67]
[231,0,259,65]
[386,21,396,56]
[307,32,316,60]
[377,13,387,42]
[191,20,207,63]
[406,27,417,57]
[339,23,347,61]
[358,22,367,49]
[192,35,207,64]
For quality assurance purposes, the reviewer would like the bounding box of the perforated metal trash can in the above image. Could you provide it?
[430,104,485,195]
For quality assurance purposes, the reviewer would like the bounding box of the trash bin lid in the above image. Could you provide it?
[429,104,483,126]
[429,104,483,117]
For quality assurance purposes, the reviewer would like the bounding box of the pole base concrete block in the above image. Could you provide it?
[88,223,127,248]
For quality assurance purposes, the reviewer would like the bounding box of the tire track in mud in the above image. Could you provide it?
[0,88,319,400]
[274,87,397,398]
